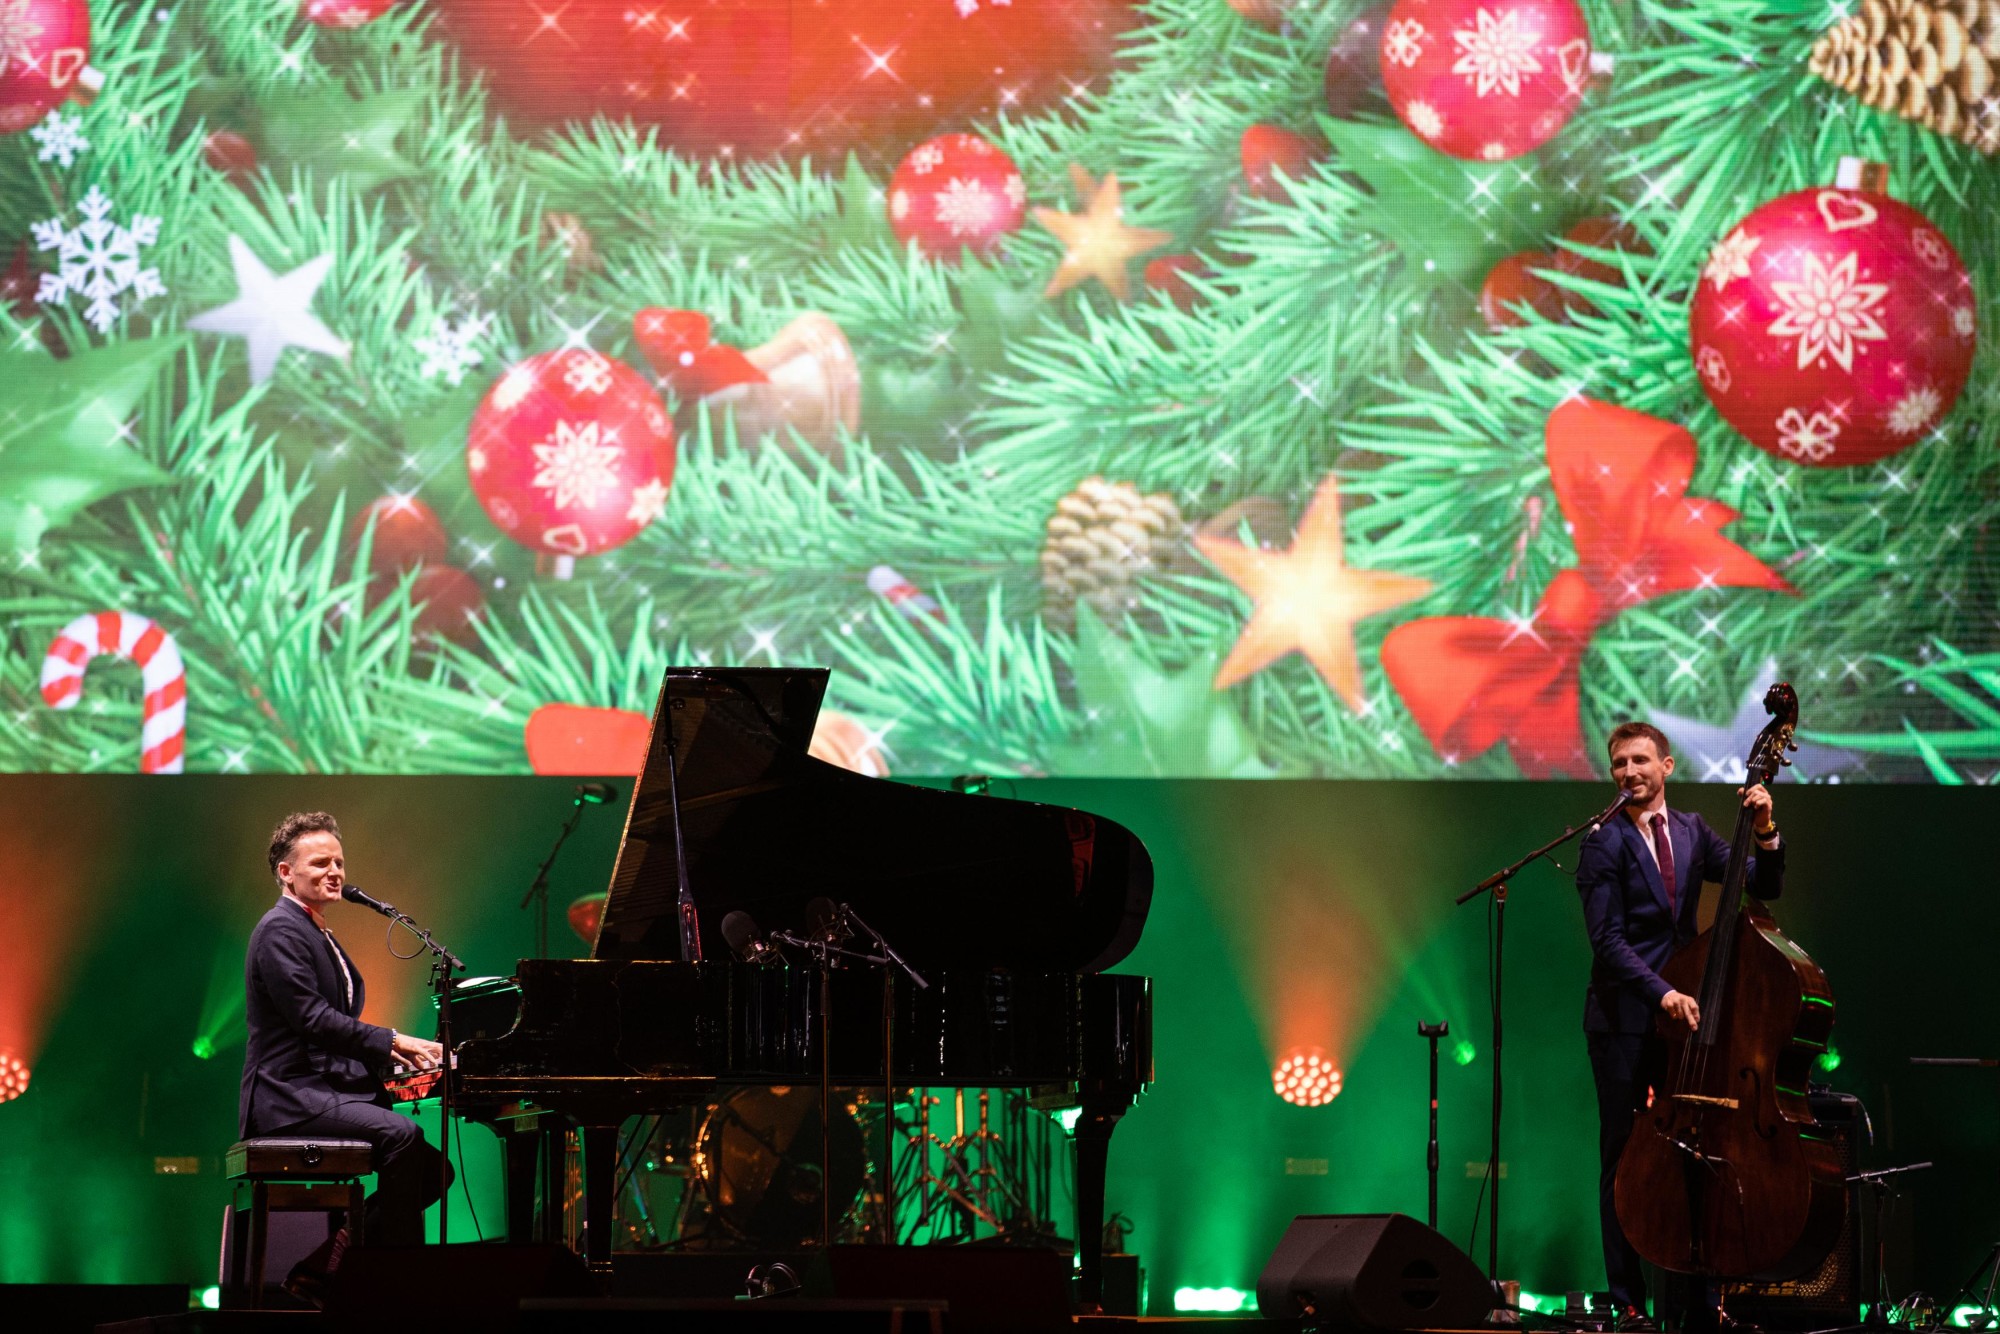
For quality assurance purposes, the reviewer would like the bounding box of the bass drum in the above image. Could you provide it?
[694,1086,867,1246]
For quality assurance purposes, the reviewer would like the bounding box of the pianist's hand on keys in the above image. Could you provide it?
[391,1031,445,1071]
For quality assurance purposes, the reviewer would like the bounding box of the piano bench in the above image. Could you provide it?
[223,1138,373,1311]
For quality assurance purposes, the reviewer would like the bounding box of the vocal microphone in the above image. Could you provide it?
[1586,786,1637,833]
[341,885,399,918]
[720,910,783,963]
[574,782,619,804]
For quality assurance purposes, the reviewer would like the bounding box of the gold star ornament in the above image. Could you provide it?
[1196,475,1432,709]
[1031,170,1172,300]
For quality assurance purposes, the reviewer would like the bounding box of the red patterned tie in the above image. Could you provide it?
[1650,813,1677,916]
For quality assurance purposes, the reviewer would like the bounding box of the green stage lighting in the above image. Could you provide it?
[1453,1040,1476,1066]
[1175,1287,1252,1313]
[1817,1045,1841,1073]
[190,1036,215,1061]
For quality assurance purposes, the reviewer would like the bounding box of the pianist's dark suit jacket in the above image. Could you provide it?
[1575,807,1784,1035]
[239,896,395,1136]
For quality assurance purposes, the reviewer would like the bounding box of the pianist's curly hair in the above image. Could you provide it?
[268,811,343,882]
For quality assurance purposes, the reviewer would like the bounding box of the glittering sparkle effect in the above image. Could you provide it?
[531,419,623,511]
[1451,7,1543,97]
[1273,1049,1342,1107]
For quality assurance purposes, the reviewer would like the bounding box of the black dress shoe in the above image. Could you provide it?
[1618,1307,1663,1332]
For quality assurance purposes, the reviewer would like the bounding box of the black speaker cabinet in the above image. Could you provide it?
[1258,1212,1493,1329]
[1721,1091,1869,1329]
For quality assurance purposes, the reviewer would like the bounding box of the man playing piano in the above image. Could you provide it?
[239,811,448,1298]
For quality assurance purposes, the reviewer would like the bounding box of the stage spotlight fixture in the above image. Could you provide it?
[0,1051,30,1103]
[1817,1044,1842,1073]
[1272,1048,1341,1106]
[1453,1039,1476,1066]
[191,1035,216,1060]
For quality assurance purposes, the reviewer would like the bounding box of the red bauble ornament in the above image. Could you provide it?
[428,0,1137,158]
[0,0,91,134]
[1379,0,1591,161]
[1478,250,1563,329]
[1144,254,1205,311]
[1325,2,1393,118]
[301,0,398,26]
[409,564,485,644]
[466,349,677,557]
[1240,125,1322,202]
[349,494,448,577]
[888,133,1027,260]
[1689,185,1977,468]
[525,703,649,774]
[201,129,259,189]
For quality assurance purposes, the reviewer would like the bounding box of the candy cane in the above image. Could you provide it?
[866,565,945,622]
[40,612,188,773]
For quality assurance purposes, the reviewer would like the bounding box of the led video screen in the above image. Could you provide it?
[1,0,1993,779]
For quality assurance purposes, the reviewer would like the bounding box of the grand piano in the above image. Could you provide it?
[442,667,1156,1306]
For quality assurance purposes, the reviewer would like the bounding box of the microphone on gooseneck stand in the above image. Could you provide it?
[804,896,850,946]
[341,885,399,918]
[574,782,619,804]
[1586,786,1637,834]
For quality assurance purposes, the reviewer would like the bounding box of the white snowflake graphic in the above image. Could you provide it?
[32,186,165,334]
[1695,345,1731,393]
[890,188,911,222]
[626,477,670,526]
[1774,407,1842,463]
[1403,99,1446,139]
[412,311,490,387]
[1383,18,1427,67]
[0,0,45,77]
[1003,172,1026,211]
[1766,249,1888,372]
[1953,306,1976,338]
[933,177,998,237]
[1910,228,1952,271]
[562,349,613,396]
[531,419,624,511]
[1886,385,1943,435]
[29,110,88,167]
[1481,141,1508,160]
[1451,7,1543,98]
[908,143,945,174]
[1703,227,1759,293]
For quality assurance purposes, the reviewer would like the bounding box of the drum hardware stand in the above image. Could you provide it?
[1419,1020,1448,1230]
[1458,787,1628,1283]
[518,784,614,960]
[1910,1059,2000,1329]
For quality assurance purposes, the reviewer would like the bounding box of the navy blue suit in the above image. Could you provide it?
[240,897,447,1246]
[1575,807,1784,1311]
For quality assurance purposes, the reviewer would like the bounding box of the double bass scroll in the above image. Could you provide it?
[1612,683,1846,1281]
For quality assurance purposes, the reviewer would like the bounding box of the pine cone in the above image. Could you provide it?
[1040,477,1191,630]
[1809,0,2000,155]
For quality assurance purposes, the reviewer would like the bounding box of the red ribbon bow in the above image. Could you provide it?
[1381,398,1792,778]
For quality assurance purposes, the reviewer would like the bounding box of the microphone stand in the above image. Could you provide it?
[1458,789,1628,1284]
[518,792,590,960]
[838,907,927,1248]
[380,905,467,1245]
[770,931,882,1249]
[665,694,701,962]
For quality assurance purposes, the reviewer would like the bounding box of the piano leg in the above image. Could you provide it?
[580,1124,618,1276]
[499,1125,541,1246]
[1072,1094,1133,1313]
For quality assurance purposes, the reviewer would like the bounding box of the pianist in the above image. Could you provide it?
[239,811,449,1296]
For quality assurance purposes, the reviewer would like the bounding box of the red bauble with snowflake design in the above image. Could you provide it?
[466,349,677,558]
[0,0,91,134]
[888,133,1027,260]
[428,0,1136,159]
[1689,186,1977,468]
[302,0,400,27]
[1378,0,1591,161]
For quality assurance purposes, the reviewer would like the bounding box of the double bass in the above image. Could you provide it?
[1613,683,1846,1280]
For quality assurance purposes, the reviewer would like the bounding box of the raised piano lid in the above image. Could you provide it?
[591,667,1153,973]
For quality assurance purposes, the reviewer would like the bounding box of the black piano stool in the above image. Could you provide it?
[222,1137,371,1309]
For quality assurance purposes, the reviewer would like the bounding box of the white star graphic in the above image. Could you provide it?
[186,236,350,384]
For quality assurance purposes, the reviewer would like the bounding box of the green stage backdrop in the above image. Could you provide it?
[0,773,1987,1312]
[1,0,1998,783]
